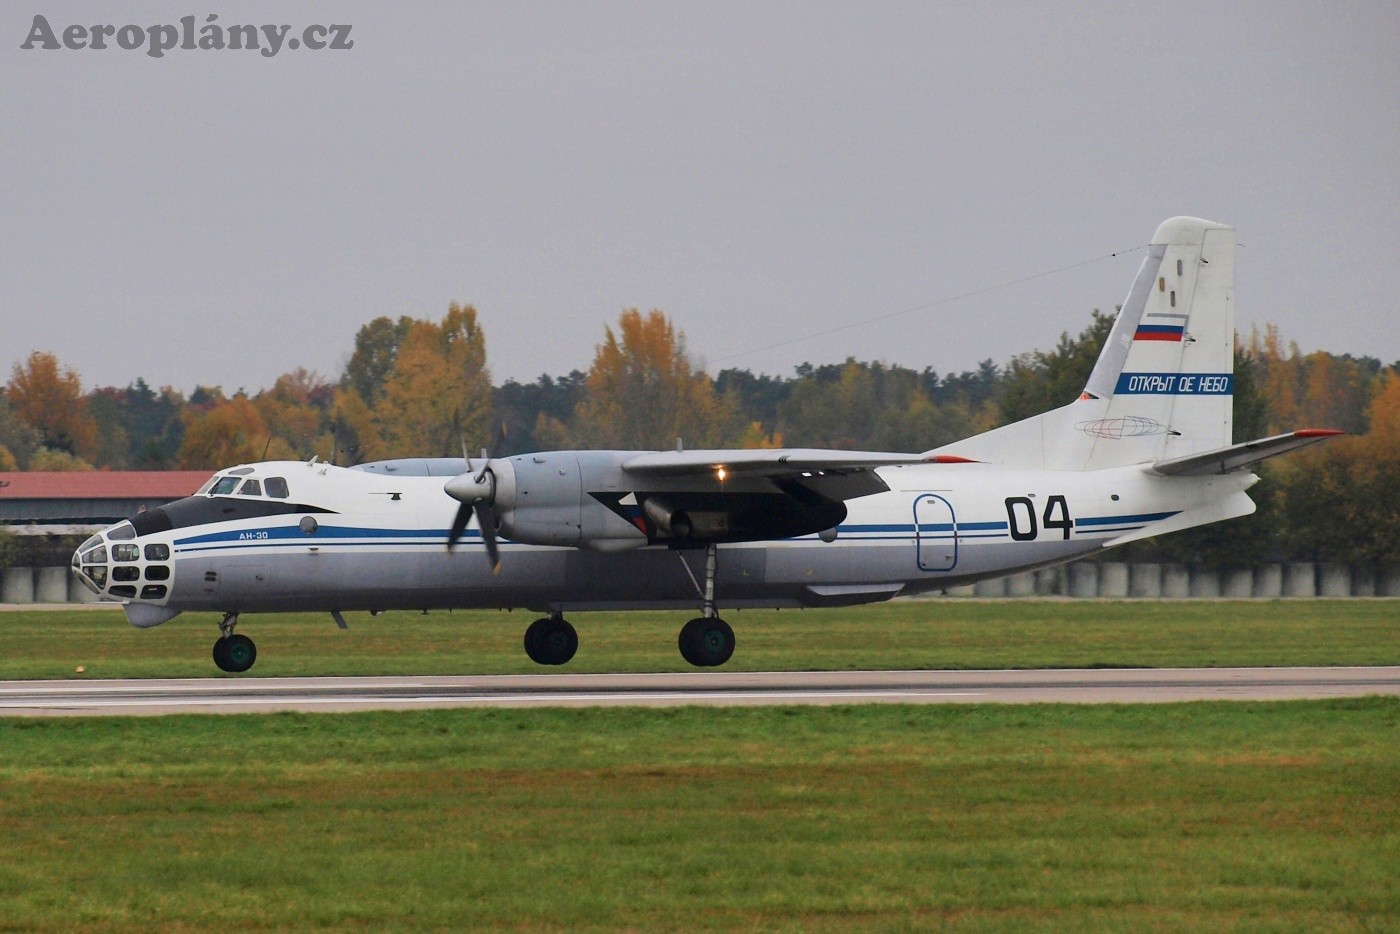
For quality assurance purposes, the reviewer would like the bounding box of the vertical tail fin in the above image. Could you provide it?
[933,216,1236,470]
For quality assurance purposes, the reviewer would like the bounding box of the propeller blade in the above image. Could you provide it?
[446,502,472,552]
[474,503,501,573]
[474,449,489,483]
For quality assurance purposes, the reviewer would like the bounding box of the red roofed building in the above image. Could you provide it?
[0,471,211,535]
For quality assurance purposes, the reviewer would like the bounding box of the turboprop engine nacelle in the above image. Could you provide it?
[449,452,659,551]
[445,449,852,553]
[448,454,588,548]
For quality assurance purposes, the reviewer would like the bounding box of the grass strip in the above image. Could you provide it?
[0,699,1396,930]
[0,600,1396,679]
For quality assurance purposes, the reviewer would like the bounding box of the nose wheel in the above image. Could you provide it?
[212,613,257,673]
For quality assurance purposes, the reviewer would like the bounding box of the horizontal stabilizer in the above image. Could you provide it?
[1149,429,1343,476]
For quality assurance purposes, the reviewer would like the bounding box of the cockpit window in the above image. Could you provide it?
[265,477,290,499]
[196,476,217,495]
[209,476,240,495]
[238,479,263,496]
[106,522,136,541]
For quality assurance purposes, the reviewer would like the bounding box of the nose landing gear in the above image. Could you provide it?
[212,612,257,673]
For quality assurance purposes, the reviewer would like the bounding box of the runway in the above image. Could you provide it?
[1,667,1397,715]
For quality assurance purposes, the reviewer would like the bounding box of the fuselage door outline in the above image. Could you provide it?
[913,493,957,572]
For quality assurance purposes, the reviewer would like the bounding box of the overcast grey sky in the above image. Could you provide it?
[5,1,1398,394]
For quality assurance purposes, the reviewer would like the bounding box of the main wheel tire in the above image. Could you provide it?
[523,618,551,665]
[213,634,256,673]
[678,617,735,668]
[524,617,578,666]
[539,618,578,666]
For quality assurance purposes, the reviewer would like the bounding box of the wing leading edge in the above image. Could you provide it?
[621,449,974,502]
[621,448,938,477]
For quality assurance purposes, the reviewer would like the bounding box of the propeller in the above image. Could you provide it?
[445,424,507,572]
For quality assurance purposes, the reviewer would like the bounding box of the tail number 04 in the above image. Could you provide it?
[1004,495,1072,541]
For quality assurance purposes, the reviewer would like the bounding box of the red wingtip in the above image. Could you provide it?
[927,454,979,464]
[1295,429,1346,438]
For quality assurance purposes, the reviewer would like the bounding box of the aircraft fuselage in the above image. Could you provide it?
[73,455,1254,622]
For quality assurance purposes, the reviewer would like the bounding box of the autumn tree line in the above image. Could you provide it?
[2,305,1396,568]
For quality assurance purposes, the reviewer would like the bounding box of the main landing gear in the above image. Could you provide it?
[518,544,738,669]
[524,613,578,666]
[212,612,257,673]
[676,543,736,668]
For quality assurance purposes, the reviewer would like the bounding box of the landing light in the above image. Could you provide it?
[715,466,727,482]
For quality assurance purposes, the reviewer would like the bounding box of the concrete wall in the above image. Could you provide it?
[34,566,68,603]
[1,567,35,604]
[4,562,1400,604]
[1099,563,1129,598]
[935,560,1398,598]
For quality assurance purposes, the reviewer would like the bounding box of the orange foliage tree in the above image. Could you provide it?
[6,351,98,461]
[1278,372,1400,566]
[177,395,283,469]
[254,368,332,459]
[1245,325,1377,434]
[573,309,739,449]
[333,304,492,461]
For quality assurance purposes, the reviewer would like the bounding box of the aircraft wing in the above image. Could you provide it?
[621,448,935,477]
[1149,429,1344,477]
[622,449,951,502]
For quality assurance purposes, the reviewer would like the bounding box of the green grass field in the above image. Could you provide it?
[0,599,1396,679]
[1,700,1397,930]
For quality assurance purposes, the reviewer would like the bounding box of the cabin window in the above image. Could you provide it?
[265,477,290,498]
[238,479,263,497]
[145,543,170,561]
[210,476,241,495]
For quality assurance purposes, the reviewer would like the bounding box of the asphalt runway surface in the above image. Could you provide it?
[1,667,1397,716]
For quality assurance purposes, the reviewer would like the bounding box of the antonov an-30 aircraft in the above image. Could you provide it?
[72,217,1339,673]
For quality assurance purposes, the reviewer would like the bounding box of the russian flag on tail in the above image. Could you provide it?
[1134,324,1184,341]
